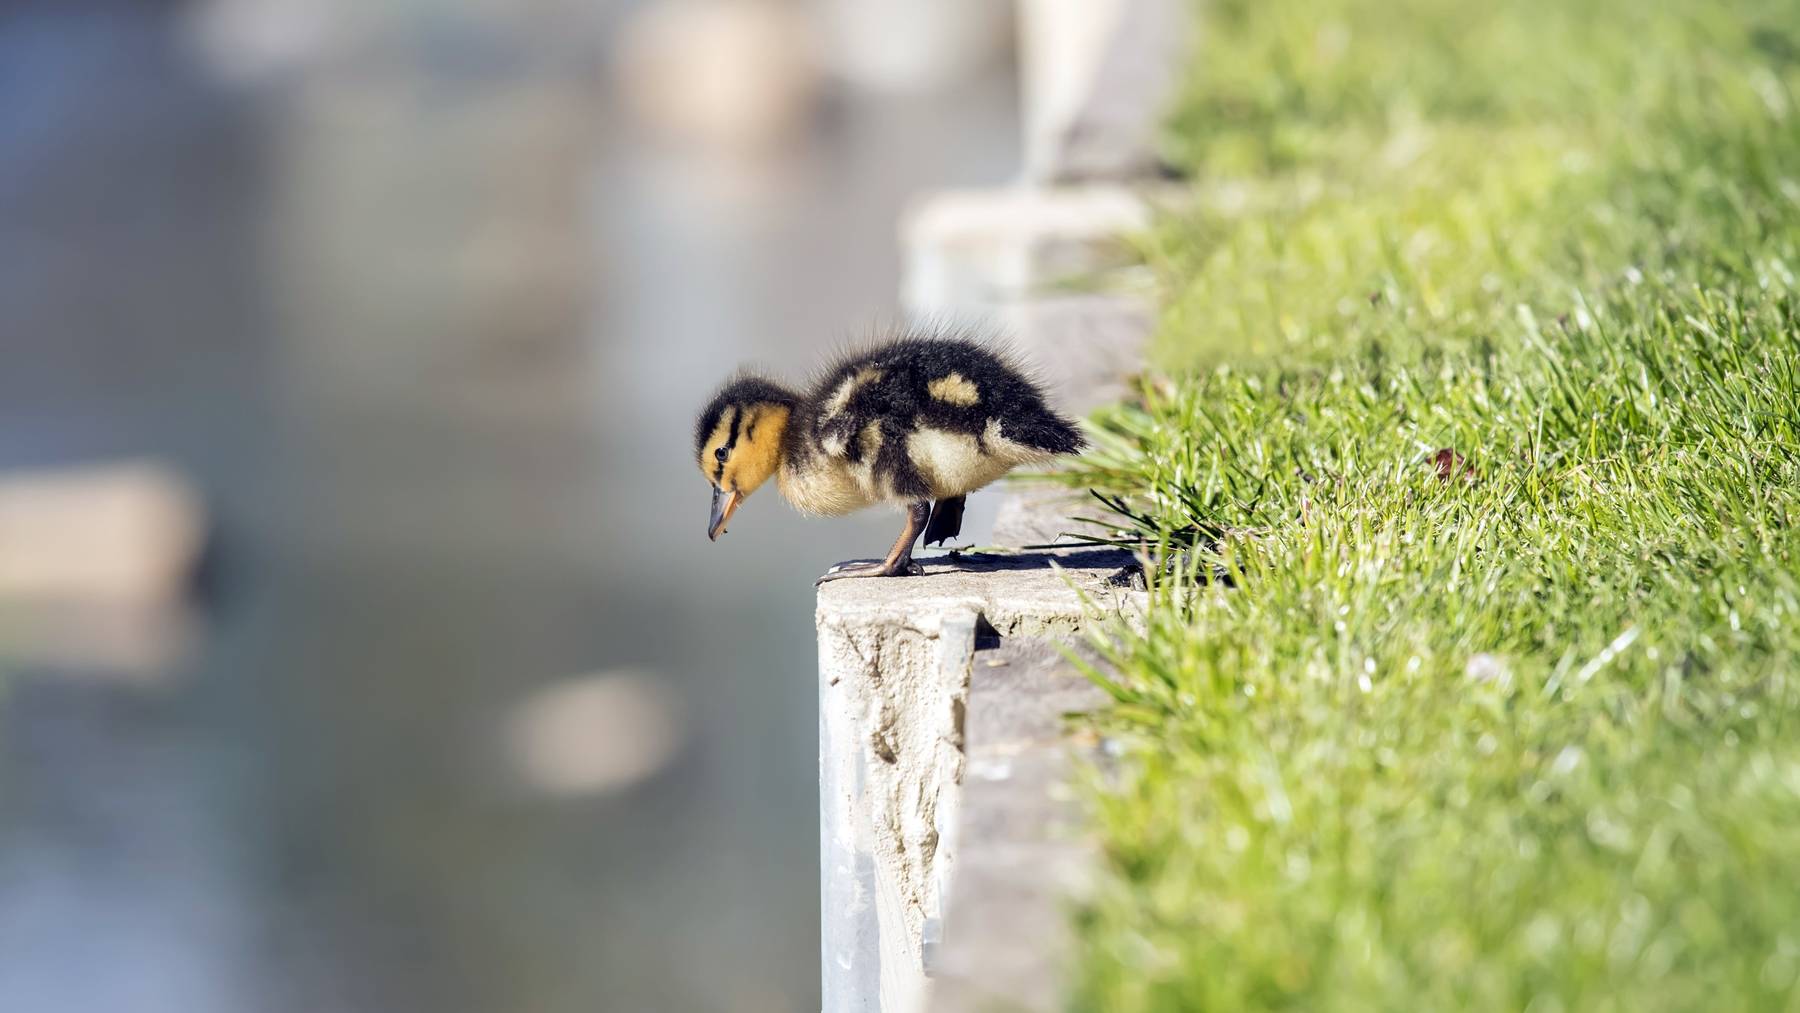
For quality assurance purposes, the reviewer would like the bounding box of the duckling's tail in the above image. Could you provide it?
[1004,408,1086,456]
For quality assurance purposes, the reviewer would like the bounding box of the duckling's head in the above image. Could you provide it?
[694,376,797,540]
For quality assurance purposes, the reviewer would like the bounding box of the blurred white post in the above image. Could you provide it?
[0,460,204,603]
[1018,0,1190,181]
[816,0,1012,94]
[0,460,206,680]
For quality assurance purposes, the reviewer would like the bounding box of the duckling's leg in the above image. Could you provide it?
[816,500,931,584]
[922,495,965,546]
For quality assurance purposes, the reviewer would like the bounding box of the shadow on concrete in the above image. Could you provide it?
[821,546,1139,579]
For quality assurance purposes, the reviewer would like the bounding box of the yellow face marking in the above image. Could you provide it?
[927,372,980,407]
[728,404,788,495]
[700,403,791,497]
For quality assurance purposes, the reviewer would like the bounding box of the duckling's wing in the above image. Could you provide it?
[805,354,933,502]
[893,337,1085,455]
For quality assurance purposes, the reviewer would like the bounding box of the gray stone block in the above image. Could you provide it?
[900,186,1152,313]
[928,646,1111,1013]
[1000,293,1153,414]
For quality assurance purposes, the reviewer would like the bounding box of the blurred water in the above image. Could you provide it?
[0,4,1019,1011]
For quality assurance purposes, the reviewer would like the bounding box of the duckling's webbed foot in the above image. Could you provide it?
[816,500,931,585]
[816,559,925,584]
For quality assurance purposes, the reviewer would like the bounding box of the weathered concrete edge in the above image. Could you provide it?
[817,553,1142,1013]
[819,605,977,1012]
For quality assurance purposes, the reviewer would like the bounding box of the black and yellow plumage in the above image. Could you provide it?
[694,331,1084,582]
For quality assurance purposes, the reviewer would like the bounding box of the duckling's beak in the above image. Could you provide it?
[708,486,742,541]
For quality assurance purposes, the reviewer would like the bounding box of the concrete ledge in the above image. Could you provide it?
[817,550,1140,1012]
[818,549,1138,638]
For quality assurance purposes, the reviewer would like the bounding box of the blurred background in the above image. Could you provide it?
[0,0,1022,1009]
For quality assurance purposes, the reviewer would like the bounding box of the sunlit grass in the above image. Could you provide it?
[1067,0,1800,1008]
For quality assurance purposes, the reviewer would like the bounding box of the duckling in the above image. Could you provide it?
[694,332,1085,583]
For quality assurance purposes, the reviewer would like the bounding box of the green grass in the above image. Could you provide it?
[1066,1,1800,1008]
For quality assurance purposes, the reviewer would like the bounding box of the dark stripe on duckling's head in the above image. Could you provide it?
[693,375,801,462]
[711,406,733,483]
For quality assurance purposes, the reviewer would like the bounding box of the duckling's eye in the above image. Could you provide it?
[714,446,729,463]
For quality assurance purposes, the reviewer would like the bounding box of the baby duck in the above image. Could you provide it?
[695,332,1085,583]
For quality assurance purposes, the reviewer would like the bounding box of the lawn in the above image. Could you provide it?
[1065,0,1800,1008]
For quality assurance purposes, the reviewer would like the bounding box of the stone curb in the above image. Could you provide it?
[927,641,1113,1013]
